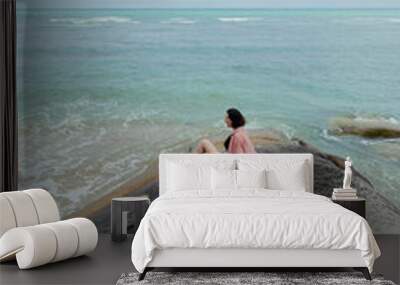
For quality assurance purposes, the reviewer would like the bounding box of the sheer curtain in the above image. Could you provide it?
[0,0,17,192]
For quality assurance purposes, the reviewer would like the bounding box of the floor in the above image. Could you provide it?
[0,234,134,285]
[1,234,399,285]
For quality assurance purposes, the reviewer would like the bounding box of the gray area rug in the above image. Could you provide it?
[116,272,396,285]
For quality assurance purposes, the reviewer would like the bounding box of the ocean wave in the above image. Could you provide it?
[217,17,263,23]
[122,109,160,128]
[277,123,295,139]
[360,137,400,146]
[352,115,399,125]
[335,17,400,25]
[387,18,400,23]
[50,17,140,26]
[160,18,196,24]
[19,114,199,216]
[321,129,341,142]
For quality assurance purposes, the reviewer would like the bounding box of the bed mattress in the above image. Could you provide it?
[131,190,380,273]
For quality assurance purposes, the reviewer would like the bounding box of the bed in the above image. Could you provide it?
[131,154,380,280]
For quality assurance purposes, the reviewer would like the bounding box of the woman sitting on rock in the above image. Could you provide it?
[195,108,256,154]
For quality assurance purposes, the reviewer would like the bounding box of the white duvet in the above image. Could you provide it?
[131,190,380,273]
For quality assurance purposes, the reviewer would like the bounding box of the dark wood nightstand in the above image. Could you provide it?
[332,198,366,218]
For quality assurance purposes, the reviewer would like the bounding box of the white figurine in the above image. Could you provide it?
[343,157,352,189]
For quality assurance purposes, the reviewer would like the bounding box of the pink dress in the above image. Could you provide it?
[228,127,256,154]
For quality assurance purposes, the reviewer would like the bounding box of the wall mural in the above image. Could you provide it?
[17,3,400,233]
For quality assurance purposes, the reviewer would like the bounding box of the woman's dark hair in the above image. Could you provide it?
[226,108,246,129]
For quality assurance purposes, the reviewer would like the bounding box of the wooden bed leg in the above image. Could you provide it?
[354,267,371,280]
[138,268,148,281]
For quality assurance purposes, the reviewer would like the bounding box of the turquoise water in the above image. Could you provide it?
[17,9,400,223]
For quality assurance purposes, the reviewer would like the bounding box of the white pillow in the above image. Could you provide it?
[238,159,308,192]
[167,162,212,192]
[236,169,267,189]
[266,161,307,191]
[211,168,237,191]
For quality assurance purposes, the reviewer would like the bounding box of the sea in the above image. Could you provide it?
[16,8,400,223]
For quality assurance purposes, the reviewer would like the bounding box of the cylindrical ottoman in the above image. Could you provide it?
[111,196,150,242]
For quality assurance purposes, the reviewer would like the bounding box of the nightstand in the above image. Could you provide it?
[332,198,366,218]
[111,196,150,242]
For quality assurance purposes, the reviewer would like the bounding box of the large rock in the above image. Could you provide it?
[89,130,400,234]
[253,134,400,234]
[329,116,400,139]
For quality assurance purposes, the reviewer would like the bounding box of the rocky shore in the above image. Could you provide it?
[78,129,400,234]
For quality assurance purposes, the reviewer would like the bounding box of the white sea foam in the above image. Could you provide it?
[218,17,263,23]
[246,118,268,130]
[388,18,400,23]
[50,17,140,25]
[336,17,400,25]
[353,115,400,126]
[360,137,400,145]
[277,123,295,139]
[321,129,341,142]
[122,110,160,128]
[161,18,196,24]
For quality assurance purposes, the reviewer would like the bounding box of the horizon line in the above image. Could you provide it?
[19,7,400,10]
